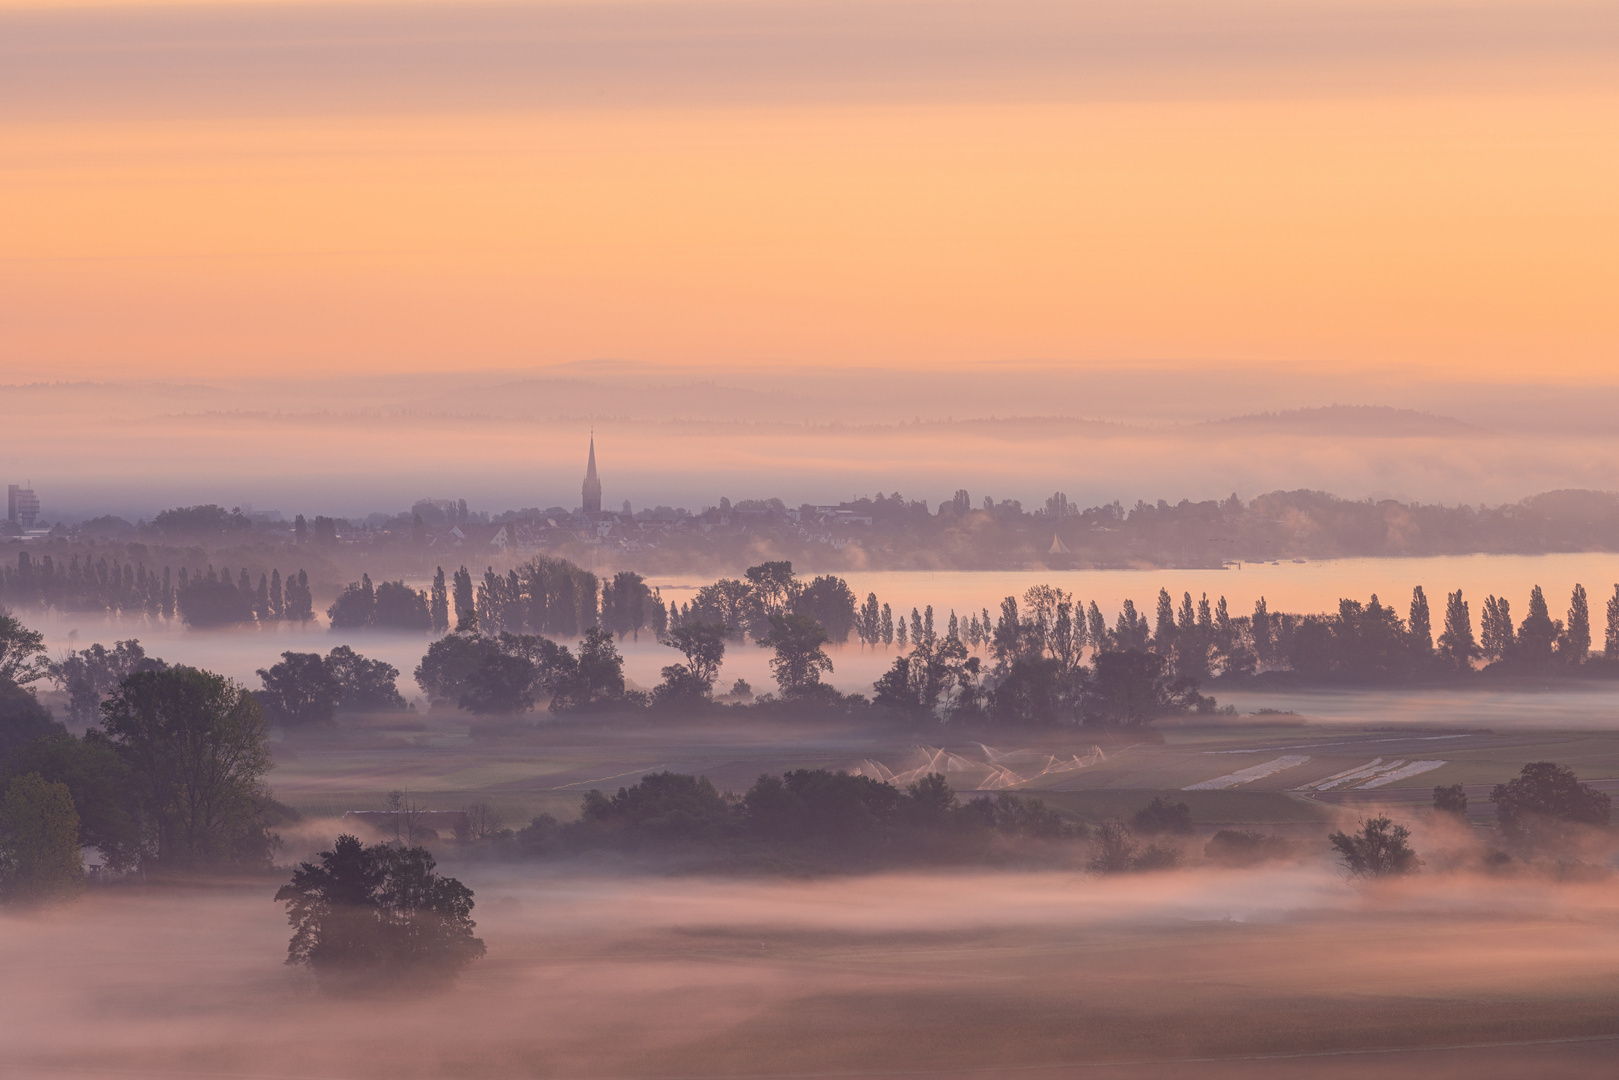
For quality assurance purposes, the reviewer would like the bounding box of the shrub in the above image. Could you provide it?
[1132,796,1194,836]
[1328,816,1420,877]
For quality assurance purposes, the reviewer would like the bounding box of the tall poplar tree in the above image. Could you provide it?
[1565,583,1591,664]
[1408,586,1434,659]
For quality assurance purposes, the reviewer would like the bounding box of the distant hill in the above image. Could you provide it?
[1197,406,1482,437]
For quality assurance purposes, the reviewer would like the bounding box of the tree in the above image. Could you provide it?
[452,567,475,631]
[269,569,284,620]
[1,680,65,764]
[284,570,315,623]
[690,578,759,640]
[1408,586,1433,661]
[99,667,276,867]
[873,635,979,718]
[415,634,497,708]
[275,834,485,985]
[1436,589,1476,672]
[1328,816,1420,877]
[1132,796,1193,835]
[1087,650,1209,726]
[1433,784,1468,817]
[1515,585,1560,667]
[557,626,626,709]
[430,568,450,634]
[794,575,857,643]
[2,731,140,871]
[1152,588,1176,655]
[0,610,48,687]
[459,650,539,715]
[660,623,727,699]
[988,655,1065,725]
[1606,585,1619,661]
[1087,820,1139,873]
[327,575,377,630]
[744,561,798,616]
[372,581,432,630]
[177,576,255,627]
[1564,583,1591,664]
[1250,597,1273,668]
[1480,595,1512,662]
[325,647,406,712]
[256,652,340,727]
[0,772,84,904]
[759,613,833,697]
[1491,761,1611,849]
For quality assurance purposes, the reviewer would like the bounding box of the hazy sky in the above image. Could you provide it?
[3,0,1616,381]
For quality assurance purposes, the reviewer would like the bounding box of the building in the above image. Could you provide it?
[7,483,40,528]
[581,435,602,518]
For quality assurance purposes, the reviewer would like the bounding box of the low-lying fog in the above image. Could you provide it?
[27,551,1619,728]
[6,857,1619,1078]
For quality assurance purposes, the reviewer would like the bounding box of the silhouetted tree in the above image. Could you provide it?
[1480,595,1512,662]
[429,568,450,634]
[660,623,727,699]
[1491,762,1611,850]
[794,575,858,643]
[451,567,475,632]
[1436,589,1476,672]
[1565,583,1591,665]
[1433,784,1468,817]
[325,647,406,712]
[1408,586,1433,662]
[100,667,275,867]
[1132,796,1193,835]
[275,834,484,985]
[0,773,83,905]
[257,652,340,727]
[1328,816,1419,877]
[1516,586,1561,668]
[1606,585,1619,661]
[759,613,833,697]
[284,570,314,623]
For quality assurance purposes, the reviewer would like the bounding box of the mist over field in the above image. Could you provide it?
[8,861,1619,1078]
[7,0,1619,1074]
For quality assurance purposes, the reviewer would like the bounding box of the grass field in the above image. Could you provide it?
[266,704,1619,834]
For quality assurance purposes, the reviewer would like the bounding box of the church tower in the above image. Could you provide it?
[581,435,602,517]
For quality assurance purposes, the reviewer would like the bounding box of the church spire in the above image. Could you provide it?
[581,433,602,517]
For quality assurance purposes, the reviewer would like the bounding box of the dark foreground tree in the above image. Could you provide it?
[275,834,485,986]
[100,667,275,867]
[0,772,84,905]
[1,680,62,763]
[1328,816,1420,877]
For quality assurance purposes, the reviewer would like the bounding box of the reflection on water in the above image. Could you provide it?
[654,552,1619,626]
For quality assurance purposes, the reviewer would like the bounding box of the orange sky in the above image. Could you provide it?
[2,1,1617,381]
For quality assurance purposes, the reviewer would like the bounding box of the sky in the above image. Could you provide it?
[2,0,1616,380]
[2,1,1618,515]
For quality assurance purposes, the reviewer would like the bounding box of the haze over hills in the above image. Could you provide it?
[10,365,1619,520]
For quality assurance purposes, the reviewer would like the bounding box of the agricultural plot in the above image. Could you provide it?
[266,704,1619,833]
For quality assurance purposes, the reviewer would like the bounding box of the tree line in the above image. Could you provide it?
[0,551,316,628]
